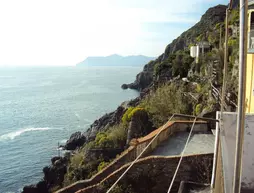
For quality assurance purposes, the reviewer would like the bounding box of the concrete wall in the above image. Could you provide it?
[55,121,208,193]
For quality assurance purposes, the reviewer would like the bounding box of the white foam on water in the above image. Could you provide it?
[0,127,55,141]
[60,139,67,143]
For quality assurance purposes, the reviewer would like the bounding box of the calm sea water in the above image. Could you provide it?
[0,66,140,193]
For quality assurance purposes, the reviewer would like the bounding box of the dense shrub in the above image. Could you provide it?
[140,83,191,127]
[121,107,134,124]
[97,161,109,172]
[195,104,203,115]
[92,124,127,149]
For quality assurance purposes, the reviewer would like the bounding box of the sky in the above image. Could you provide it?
[0,0,229,66]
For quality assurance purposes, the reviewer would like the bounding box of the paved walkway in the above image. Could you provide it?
[150,132,214,156]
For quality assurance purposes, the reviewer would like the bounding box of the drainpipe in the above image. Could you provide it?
[232,0,248,193]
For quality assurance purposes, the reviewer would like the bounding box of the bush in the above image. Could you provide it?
[93,124,127,149]
[229,9,239,25]
[122,107,145,124]
[97,161,109,172]
[140,83,191,127]
[195,104,203,115]
[107,124,128,148]
[196,84,202,93]
[228,37,238,48]
[122,107,134,124]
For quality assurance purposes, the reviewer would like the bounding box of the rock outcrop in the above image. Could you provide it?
[84,106,126,141]
[22,156,68,193]
[22,181,48,193]
[65,132,86,150]
[126,110,154,145]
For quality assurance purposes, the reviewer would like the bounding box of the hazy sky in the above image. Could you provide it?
[0,0,228,66]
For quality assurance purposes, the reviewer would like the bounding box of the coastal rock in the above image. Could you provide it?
[22,180,48,193]
[121,84,128,89]
[122,60,157,91]
[65,131,86,150]
[85,106,126,140]
[51,156,61,165]
[22,185,38,193]
[43,157,68,188]
[127,97,141,106]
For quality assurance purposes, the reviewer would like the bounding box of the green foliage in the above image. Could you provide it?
[196,34,204,42]
[153,56,174,76]
[195,104,203,115]
[93,124,127,149]
[153,51,193,78]
[140,83,191,127]
[122,107,145,124]
[172,51,194,77]
[188,43,195,49]
[107,184,135,193]
[215,22,222,30]
[121,107,134,124]
[196,84,202,93]
[229,9,239,25]
[106,124,128,148]
[97,161,109,172]
[153,62,161,76]
[228,37,238,48]
[95,132,114,148]
[128,107,145,120]
[64,150,94,185]
[69,151,85,169]
[64,123,127,186]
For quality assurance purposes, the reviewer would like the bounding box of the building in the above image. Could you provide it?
[190,41,211,63]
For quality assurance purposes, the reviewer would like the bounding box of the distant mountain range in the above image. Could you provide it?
[76,54,155,66]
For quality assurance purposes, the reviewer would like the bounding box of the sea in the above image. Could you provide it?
[0,66,141,193]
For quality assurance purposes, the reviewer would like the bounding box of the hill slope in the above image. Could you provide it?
[122,5,227,90]
[76,54,155,66]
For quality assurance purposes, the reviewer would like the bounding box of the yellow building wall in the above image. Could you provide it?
[246,54,254,113]
[246,9,254,113]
